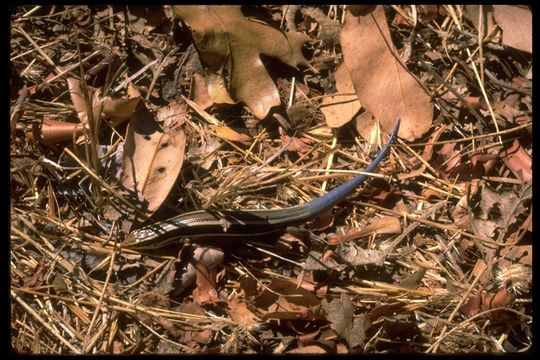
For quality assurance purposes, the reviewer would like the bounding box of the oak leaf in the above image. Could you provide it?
[174,5,310,119]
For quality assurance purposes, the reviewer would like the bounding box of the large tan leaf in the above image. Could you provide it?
[320,64,361,128]
[121,100,188,213]
[174,5,310,119]
[340,6,432,141]
[463,5,531,53]
[492,5,531,53]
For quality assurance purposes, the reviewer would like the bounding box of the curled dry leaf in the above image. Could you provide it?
[208,125,251,144]
[67,77,100,126]
[68,77,141,128]
[421,124,450,162]
[461,284,485,317]
[328,216,401,244]
[431,143,499,182]
[462,286,515,320]
[101,96,141,127]
[174,5,311,119]
[397,125,448,183]
[121,100,188,214]
[340,6,432,141]
[28,119,84,146]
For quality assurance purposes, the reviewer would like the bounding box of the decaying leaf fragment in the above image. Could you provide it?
[322,293,370,350]
[174,5,311,119]
[468,181,529,257]
[253,278,323,320]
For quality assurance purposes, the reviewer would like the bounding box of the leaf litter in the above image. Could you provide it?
[10,5,531,354]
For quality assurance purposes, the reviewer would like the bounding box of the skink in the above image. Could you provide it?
[124,120,400,250]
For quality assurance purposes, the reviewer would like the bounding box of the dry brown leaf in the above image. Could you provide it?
[121,100,187,214]
[520,212,532,233]
[190,72,214,109]
[191,246,223,305]
[440,151,499,182]
[127,6,168,31]
[302,7,341,45]
[22,257,46,288]
[227,300,259,328]
[461,284,486,317]
[467,182,529,261]
[499,139,532,183]
[279,130,314,156]
[208,124,251,144]
[469,182,527,247]
[192,260,219,305]
[500,245,532,267]
[421,124,450,162]
[462,5,496,39]
[398,268,427,289]
[340,6,432,141]
[85,52,120,85]
[253,278,323,320]
[287,345,328,354]
[320,64,361,128]
[337,242,386,266]
[174,5,310,119]
[167,302,213,346]
[68,78,140,129]
[101,96,141,127]
[322,293,369,350]
[492,5,532,53]
[463,5,531,53]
